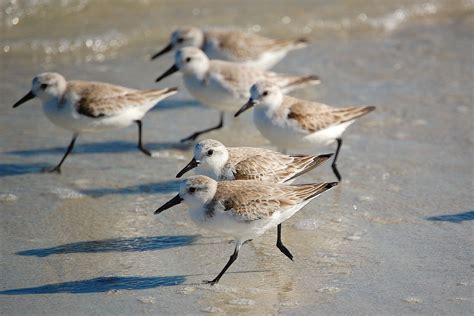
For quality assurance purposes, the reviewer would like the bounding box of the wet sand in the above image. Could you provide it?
[1,1,473,315]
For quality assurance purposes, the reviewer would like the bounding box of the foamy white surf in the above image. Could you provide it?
[2,0,471,63]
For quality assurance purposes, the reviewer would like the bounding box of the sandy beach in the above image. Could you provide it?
[1,0,473,315]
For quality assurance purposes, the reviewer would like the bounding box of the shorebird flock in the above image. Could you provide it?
[12,27,375,285]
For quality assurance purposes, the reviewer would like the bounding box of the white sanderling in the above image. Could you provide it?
[151,27,308,70]
[155,47,319,142]
[154,175,337,285]
[12,72,177,173]
[176,139,332,183]
[234,81,375,181]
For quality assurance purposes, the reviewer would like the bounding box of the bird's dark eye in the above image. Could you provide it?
[177,38,184,43]
[40,83,48,90]
[262,90,268,96]
[207,150,214,156]
[189,187,196,193]
[185,57,191,63]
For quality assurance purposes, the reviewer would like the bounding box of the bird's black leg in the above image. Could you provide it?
[180,112,224,143]
[204,241,242,285]
[46,134,78,173]
[136,120,152,156]
[276,224,294,261]
[331,138,343,181]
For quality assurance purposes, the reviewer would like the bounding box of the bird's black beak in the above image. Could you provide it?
[13,91,35,108]
[150,43,173,60]
[154,194,183,214]
[156,64,179,82]
[176,158,199,178]
[234,99,256,117]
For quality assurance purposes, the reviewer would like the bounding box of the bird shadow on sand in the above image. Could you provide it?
[16,235,202,257]
[0,269,271,295]
[81,179,181,197]
[0,275,185,295]
[0,163,50,177]
[426,210,474,223]
[6,140,192,157]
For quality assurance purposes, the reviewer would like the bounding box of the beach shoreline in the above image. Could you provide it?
[1,1,473,314]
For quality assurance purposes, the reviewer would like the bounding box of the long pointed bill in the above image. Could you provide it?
[234,99,256,117]
[150,43,173,60]
[154,194,183,214]
[12,91,35,108]
[176,158,199,178]
[155,64,179,82]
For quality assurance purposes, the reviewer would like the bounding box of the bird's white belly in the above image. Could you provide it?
[253,108,307,149]
[89,110,138,131]
[254,108,353,149]
[188,207,271,241]
[188,200,311,243]
[42,101,80,132]
[239,50,287,70]
[42,101,140,133]
[270,202,311,227]
[303,121,353,146]
[184,76,245,112]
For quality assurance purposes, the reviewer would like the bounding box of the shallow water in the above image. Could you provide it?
[1,1,473,315]
[2,0,473,63]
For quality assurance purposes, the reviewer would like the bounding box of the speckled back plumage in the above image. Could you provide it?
[210,181,336,221]
[206,30,307,61]
[279,95,376,133]
[226,147,329,182]
[67,81,176,118]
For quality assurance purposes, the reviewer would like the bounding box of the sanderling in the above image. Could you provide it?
[151,27,308,70]
[176,139,332,183]
[12,72,177,173]
[155,47,319,142]
[154,175,337,285]
[234,81,375,181]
